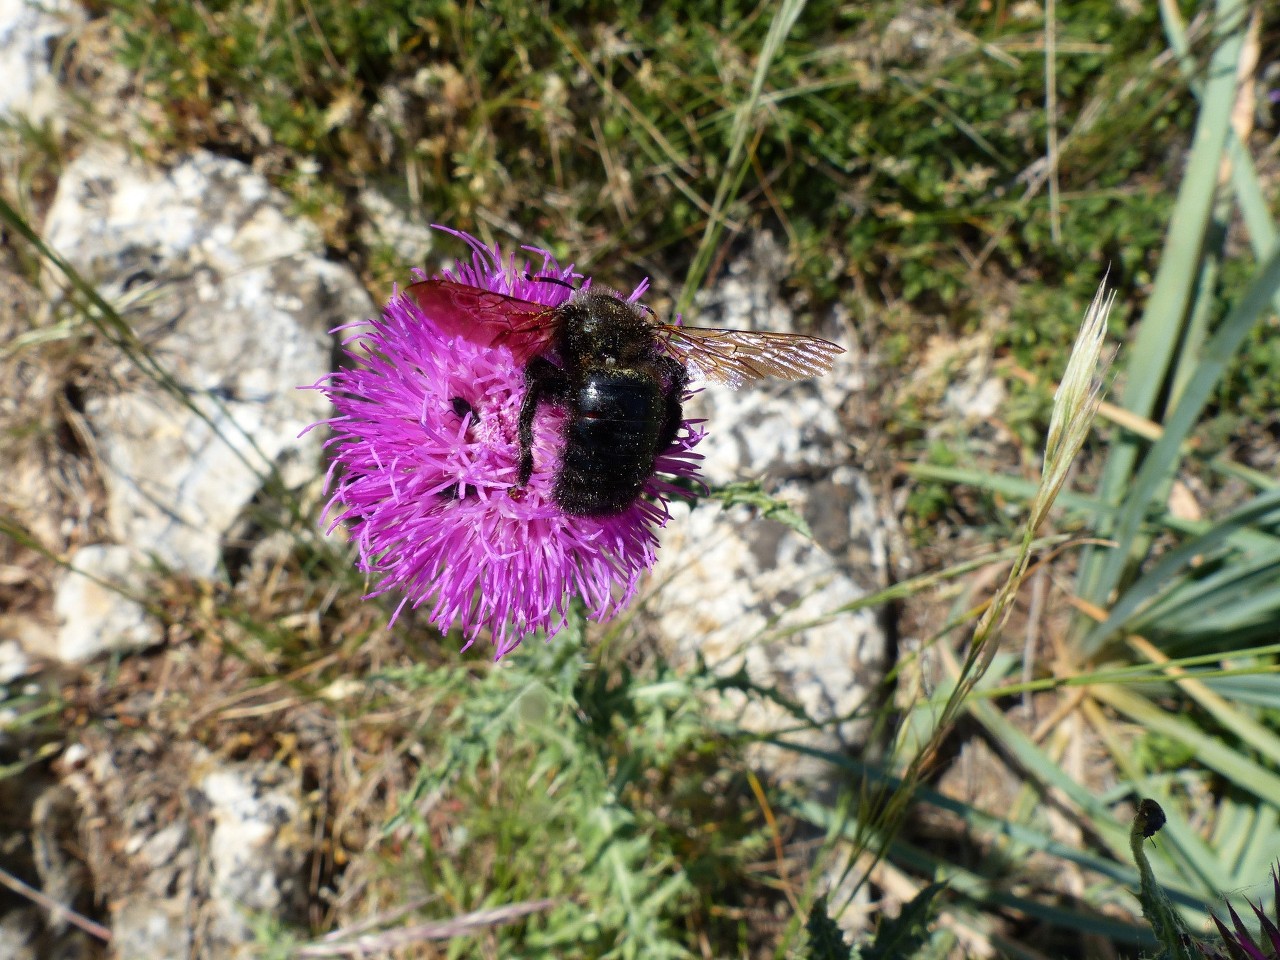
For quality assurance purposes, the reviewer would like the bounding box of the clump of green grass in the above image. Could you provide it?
[894,2,1280,952]
[103,1,1189,315]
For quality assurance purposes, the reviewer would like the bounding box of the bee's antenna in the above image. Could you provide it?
[525,272,576,291]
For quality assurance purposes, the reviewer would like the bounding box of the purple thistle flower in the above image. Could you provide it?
[306,229,704,658]
[1201,864,1280,960]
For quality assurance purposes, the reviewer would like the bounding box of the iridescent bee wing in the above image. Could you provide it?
[405,279,558,364]
[654,324,845,388]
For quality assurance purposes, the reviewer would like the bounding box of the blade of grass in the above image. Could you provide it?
[1083,243,1280,648]
[1094,683,1280,809]
[1082,486,1280,650]
[940,645,1280,702]
[1168,196,1227,407]
[908,464,1118,522]
[887,837,1160,948]
[1162,0,1280,272]
[774,747,1180,902]
[1125,636,1280,771]
[1085,698,1240,904]
[971,685,1224,898]
[546,23,715,226]
[1078,0,1248,602]
[677,0,808,313]
[787,768,1194,947]
[1006,362,1277,492]
[1133,554,1280,637]
[764,534,1081,639]
[1199,676,1280,711]
[825,285,1113,904]
[1235,803,1280,883]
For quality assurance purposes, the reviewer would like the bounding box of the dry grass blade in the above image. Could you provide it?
[289,899,557,957]
[834,280,1115,906]
[315,899,434,941]
[1029,283,1115,539]
[679,0,808,310]
[953,280,1113,688]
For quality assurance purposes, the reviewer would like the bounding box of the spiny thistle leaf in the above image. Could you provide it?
[803,896,853,960]
[709,480,813,540]
[1196,863,1280,960]
[861,882,946,960]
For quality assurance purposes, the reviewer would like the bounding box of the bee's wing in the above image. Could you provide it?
[405,279,558,363]
[654,324,845,388]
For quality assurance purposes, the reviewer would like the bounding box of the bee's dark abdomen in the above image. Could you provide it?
[554,371,670,515]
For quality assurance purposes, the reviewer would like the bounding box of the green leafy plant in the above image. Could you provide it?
[368,621,775,959]
[903,0,1280,946]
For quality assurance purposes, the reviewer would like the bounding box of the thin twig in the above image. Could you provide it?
[291,898,556,957]
[318,898,434,941]
[0,863,112,942]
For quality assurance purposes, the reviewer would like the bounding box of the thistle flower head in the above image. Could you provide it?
[1201,865,1280,960]
[307,229,703,658]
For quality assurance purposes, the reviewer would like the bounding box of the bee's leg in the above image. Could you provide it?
[516,356,567,486]
[655,357,689,452]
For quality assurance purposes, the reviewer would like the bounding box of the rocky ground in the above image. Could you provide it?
[0,3,917,956]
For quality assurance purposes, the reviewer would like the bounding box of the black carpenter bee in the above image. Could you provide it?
[406,277,845,516]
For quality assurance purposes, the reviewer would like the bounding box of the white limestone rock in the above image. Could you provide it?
[39,146,372,661]
[199,763,309,949]
[59,740,309,960]
[0,0,78,124]
[50,544,159,662]
[651,235,889,784]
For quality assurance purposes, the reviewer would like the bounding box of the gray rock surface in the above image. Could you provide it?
[35,146,371,662]
[58,737,310,960]
[0,0,78,123]
[52,544,159,662]
[0,906,42,960]
[200,763,309,948]
[652,235,890,784]
[358,185,435,266]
